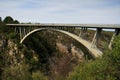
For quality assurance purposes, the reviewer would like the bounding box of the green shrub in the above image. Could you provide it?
[7,33,18,40]
[66,35,120,80]
[32,71,48,80]
[66,59,109,80]
[2,64,32,80]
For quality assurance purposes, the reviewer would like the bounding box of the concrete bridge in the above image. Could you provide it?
[6,23,120,58]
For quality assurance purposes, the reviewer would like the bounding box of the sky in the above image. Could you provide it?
[0,0,120,24]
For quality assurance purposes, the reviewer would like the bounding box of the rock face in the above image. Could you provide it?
[56,42,84,62]
[0,35,7,52]
[0,34,25,66]
[71,44,84,62]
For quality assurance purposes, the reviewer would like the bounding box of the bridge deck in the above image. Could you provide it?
[6,23,120,29]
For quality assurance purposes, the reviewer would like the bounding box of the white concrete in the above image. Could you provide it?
[6,23,120,29]
[20,28,103,58]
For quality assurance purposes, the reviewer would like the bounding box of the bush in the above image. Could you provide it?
[32,71,48,80]
[106,34,120,80]
[66,35,120,80]
[2,64,32,80]
[66,59,110,80]
[7,33,19,40]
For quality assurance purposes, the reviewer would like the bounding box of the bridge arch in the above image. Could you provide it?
[20,28,103,58]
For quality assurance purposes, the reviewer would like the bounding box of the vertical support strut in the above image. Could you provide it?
[15,27,17,33]
[83,27,87,32]
[79,28,83,38]
[79,27,87,38]
[91,28,102,48]
[15,27,19,33]
[28,27,31,33]
[108,29,120,49]
[73,26,75,33]
[19,27,22,40]
[23,27,26,37]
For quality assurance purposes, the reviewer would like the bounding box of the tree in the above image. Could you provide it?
[3,16,14,23]
[0,17,2,23]
[14,20,19,24]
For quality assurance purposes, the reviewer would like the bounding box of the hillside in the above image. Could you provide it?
[0,16,119,80]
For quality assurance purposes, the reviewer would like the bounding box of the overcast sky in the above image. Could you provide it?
[0,0,120,24]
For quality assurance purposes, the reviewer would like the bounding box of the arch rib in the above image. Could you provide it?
[20,28,103,58]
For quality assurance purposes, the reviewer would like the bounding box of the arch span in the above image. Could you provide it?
[20,28,103,58]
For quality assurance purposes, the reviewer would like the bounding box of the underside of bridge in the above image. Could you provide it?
[14,27,104,58]
[20,28,103,57]
[6,23,120,58]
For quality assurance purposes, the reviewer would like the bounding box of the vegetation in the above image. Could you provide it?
[0,16,19,34]
[3,16,19,24]
[2,64,31,80]
[0,16,120,80]
[0,16,49,80]
[66,34,120,80]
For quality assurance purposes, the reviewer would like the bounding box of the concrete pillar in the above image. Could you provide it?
[19,27,22,40]
[91,28,102,48]
[28,27,31,33]
[83,27,87,32]
[15,27,19,33]
[79,27,87,38]
[66,27,69,31]
[79,28,83,38]
[23,27,26,37]
[31,26,34,30]
[46,26,50,29]
[108,29,120,49]
[15,27,17,33]
[25,27,28,34]
[60,26,62,30]
[63,26,65,30]
[61,26,63,30]
[72,27,75,33]
[69,27,72,32]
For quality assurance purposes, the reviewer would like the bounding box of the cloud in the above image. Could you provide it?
[0,0,120,24]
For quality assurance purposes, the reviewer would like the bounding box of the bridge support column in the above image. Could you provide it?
[23,27,26,37]
[28,27,31,33]
[19,27,22,40]
[73,27,75,32]
[91,28,102,48]
[79,27,87,38]
[79,28,83,38]
[83,27,87,32]
[15,27,17,33]
[108,29,120,49]
[15,27,19,33]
